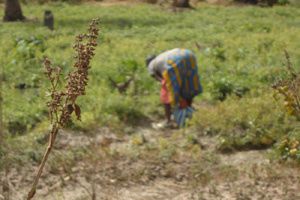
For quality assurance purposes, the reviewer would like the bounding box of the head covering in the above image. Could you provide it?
[145,54,156,67]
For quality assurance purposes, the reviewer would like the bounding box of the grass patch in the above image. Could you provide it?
[1,2,300,169]
[191,92,297,152]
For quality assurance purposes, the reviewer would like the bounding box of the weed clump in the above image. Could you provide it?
[211,77,250,101]
[191,93,291,152]
[276,130,300,162]
[273,51,300,162]
[273,51,300,119]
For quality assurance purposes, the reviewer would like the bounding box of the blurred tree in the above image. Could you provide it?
[3,0,25,22]
[44,10,54,30]
[173,0,191,8]
[234,0,278,6]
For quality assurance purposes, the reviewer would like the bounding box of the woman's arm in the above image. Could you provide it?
[152,72,163,82]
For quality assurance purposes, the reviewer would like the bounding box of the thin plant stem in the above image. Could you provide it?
[27,124,59,200]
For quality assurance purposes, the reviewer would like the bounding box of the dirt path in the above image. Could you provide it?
[1,126,300,200]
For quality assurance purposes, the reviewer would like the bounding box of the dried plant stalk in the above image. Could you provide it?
[273,50,300,119]
[27,19,100,200]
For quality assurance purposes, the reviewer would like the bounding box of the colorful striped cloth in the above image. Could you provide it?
[173,106,195,127]
[162,49,202,127]
[162,49,202,105]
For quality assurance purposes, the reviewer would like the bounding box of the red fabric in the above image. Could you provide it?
[160,79,171,104]
[179,99,188,109]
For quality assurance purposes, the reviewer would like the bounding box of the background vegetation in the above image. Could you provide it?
[1,0,300,172]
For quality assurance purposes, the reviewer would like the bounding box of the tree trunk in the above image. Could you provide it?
[238,0,258,4]
[173,0,191,8]
[234,0,278,6]
[44,10,54,30]
[3,0,25,22]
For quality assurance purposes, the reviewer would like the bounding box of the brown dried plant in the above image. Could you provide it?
[27,19,100,200]
[273,50,300,119]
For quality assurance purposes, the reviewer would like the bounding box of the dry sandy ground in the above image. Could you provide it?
[1,126,300,200]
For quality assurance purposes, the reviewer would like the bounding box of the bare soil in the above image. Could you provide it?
[1,125,299,200]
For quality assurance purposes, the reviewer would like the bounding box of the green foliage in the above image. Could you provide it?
[277,0,290,5]
[14,36,46,60]
[275,129,300,162]
[103,95,147,125]
[0,2,299,168]
[211,77,250,101]
[5,35,47,86]
[203,42,226,63]
[191,93,296,152]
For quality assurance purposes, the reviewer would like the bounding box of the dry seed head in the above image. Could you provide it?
[65,19,99,104]
[43,19,100,126]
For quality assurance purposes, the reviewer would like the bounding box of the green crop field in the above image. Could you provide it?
[0,1,300,199]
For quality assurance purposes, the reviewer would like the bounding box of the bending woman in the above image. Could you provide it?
[146,48,203,128]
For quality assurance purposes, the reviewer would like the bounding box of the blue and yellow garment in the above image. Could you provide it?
[162,49,202,106]
[162,49,202,127]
